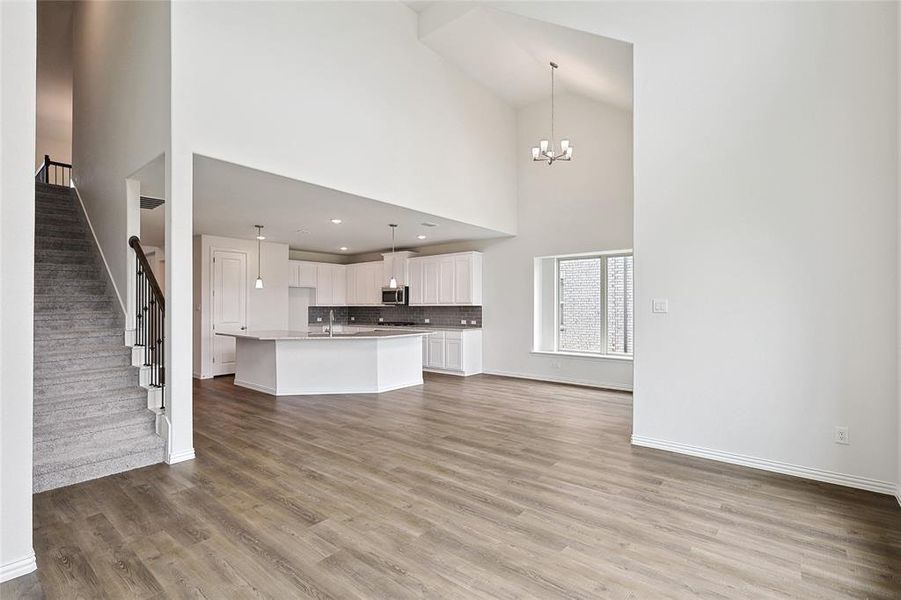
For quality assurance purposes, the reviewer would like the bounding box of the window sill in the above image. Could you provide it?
[530,350,633,362]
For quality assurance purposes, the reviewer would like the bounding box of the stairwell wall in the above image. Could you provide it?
[71,0,171,311]
[0,0,38,582]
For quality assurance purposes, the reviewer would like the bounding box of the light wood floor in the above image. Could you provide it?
[6,373,900,599]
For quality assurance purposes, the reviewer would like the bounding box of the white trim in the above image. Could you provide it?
[0,552,37,583]
[192,371,212,380]
[535,248,633,261]
[167,449,195,464]
[71,185,126,316]
[530,350,633,362]
[631,435,897,496]
[896,489,901,508]
[483,369,633,392]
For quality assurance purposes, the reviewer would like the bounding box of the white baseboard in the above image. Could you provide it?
[483,369,633,392]
[192,372,212,380]
[631,435,897,496]
[896,489,901,508]
[234,378,422,396]
[0,552,37,583]
[167,449,195,464]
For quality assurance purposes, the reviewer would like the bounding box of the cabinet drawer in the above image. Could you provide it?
[444,330,462,340]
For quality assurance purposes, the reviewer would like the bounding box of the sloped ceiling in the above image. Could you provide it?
[408,3,632,110]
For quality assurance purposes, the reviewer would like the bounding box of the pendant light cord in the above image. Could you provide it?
[551,63,555,148]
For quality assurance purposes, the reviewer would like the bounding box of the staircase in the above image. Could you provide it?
[33,181,165,493]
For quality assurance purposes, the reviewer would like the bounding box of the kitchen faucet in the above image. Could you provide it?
[328,309,335,337]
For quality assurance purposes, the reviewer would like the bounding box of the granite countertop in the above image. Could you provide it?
[215,328,433,341]
[346,322,482,331]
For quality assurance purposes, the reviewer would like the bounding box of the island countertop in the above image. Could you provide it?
[215,328,433,341]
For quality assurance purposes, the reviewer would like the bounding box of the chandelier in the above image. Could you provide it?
[531,61,573,165]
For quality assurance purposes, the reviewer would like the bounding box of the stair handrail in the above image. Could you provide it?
[129,236,165,311]
[35,154,73,187]
[129,236,166,401]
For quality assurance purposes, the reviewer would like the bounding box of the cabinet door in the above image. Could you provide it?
[316,264,333,306]
[298,262,317,287]
[421,334,429,366]
[453,256,471,304]
[332,265,346,305]
[408,259,423,305]
[427,336,445,368]
[445,338,463,371]
[423,260,439,304]
[368,262,382,304]
[345,265,357,305]
[355,264,368,305]
[438,257,455,304]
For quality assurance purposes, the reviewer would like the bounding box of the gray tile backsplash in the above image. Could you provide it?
[309,305,482,328]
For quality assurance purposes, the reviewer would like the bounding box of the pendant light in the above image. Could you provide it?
[531,61,573,165]
[254,225,265,289]
[388,224,398,289]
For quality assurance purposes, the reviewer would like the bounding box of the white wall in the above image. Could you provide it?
[0,0,37,582]
[71,0,171,311]
[502,1,899,492]
[194,235,290,379]
[482,93,634,390]
[171,1,518,235]
[35,0,72,168]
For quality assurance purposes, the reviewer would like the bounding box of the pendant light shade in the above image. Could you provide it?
[254,225,264,289]
[388,224,398,288]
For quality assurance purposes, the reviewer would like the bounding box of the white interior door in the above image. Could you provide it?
[212,250,247,376]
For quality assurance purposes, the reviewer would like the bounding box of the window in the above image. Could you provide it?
[534,251,633,358]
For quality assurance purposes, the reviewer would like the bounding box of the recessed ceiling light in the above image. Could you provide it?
[417,234,427,240]
[330,218,342,224]
[339,246,348,251]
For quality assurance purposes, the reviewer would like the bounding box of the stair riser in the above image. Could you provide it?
[34,282,109,296]
[35,225,88,238]
[35,251,97,264]
[35,354,132,375]
[35,239,95,252]
[33,444,166,494]
[35,206,80,219]
[35,300,116,313]
[35,374,138,397]
[34,336,123,352]
[34,319,121,333]
[37,214,85,227]
[34,396,147,423]
[35,413,155,443]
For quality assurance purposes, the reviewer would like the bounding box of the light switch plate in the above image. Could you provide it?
[652,299,669,313]
[316,317,322,322]
[378,317,384,322]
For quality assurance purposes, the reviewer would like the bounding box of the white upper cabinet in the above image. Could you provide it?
[345,261,383,305]
[288,260,317,288]
[409,251,482,306]
[314,264,343,306]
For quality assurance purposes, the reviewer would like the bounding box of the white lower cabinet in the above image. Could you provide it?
[422,329,482,376]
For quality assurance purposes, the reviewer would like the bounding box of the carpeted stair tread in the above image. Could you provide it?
[33,385,147,409]
[33,439,166,494]
[35,410,154,443]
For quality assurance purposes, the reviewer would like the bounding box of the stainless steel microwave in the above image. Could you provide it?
[381,286,409,305]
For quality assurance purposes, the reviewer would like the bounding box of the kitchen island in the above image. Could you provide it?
[215,328,432,395]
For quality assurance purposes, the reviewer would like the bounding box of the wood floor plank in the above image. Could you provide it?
[7,372,899,599]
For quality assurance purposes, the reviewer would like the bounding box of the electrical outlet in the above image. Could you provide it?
[470,320,477,325]
[350,316,355,321]
[378,317,384,322]
[551,361,561,369]
[424,318,430,324]
[834,426,849,445]
[461,319,467,325]
[316,317,322,322]
[652,299,669,313]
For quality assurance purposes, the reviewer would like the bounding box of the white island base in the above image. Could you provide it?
[230,332,426,395]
